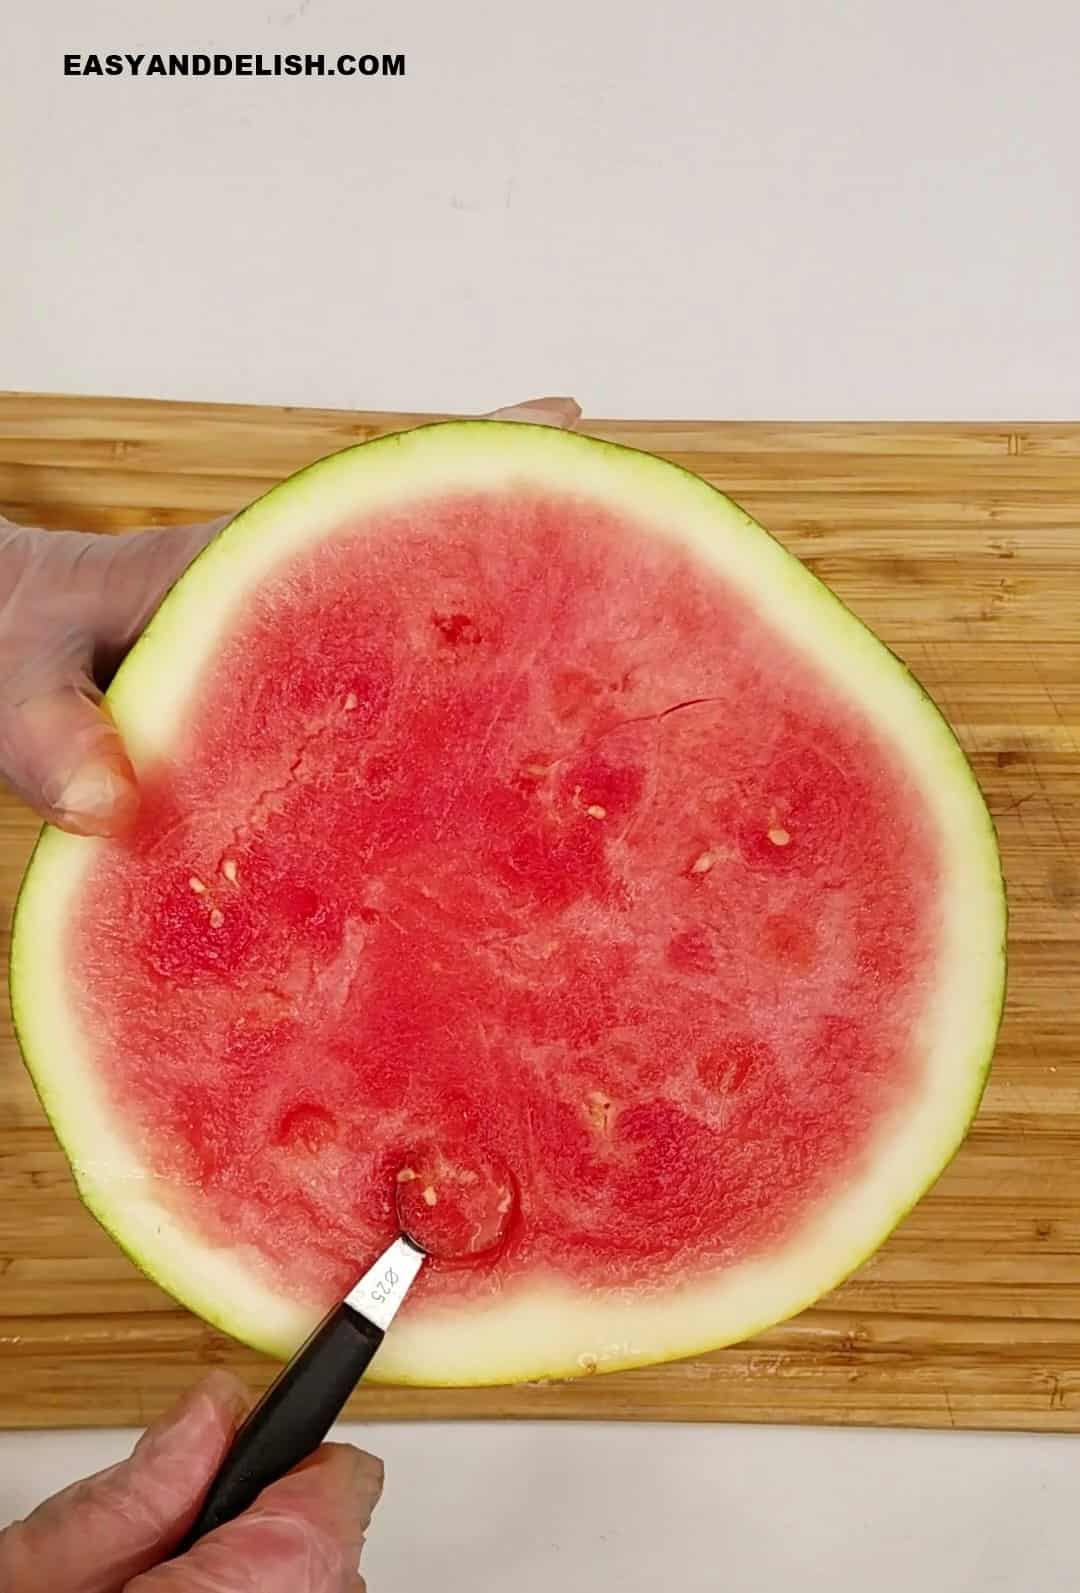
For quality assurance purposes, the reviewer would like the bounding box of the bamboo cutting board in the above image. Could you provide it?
[0,392,1077,1433]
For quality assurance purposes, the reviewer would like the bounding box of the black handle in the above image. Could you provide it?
[174,1303,384,1555]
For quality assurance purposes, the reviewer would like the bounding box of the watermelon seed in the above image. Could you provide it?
[209,909,225,929]
[396,1167,417,1183]
[422,1185,438,1207]
[768,827,791,847]
[585,1091,616,1135]
[188,876,206,894]
[221,858,238,884]
[586,804,607,820]
[344,693,358,711]
[690,852,714,874]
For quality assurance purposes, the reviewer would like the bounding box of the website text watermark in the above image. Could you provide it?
[63,53,405,78]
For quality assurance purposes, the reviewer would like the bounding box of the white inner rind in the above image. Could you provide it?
[10,421,1006,1386]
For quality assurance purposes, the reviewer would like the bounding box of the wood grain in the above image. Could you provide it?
[0,392,1077,1432]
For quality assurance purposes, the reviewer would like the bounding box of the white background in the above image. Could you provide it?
[2,0,1079,418]
[2,1,1079,1588]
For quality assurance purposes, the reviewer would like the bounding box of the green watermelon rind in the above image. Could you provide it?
[9,420,1006,1386]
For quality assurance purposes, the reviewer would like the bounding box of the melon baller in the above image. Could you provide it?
[174,1229,426,1554]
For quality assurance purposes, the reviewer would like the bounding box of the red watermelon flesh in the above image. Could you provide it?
[11,423,1004,1385]
[74,489,931,1293]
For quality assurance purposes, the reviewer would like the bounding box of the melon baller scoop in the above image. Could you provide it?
[174,1228,426,1553]
[174,1147,516,1555]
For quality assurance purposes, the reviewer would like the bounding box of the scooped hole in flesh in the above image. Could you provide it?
[393,1141,518,1262]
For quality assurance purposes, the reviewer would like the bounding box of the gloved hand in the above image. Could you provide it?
[0,1370,383,1592]
[0,396,581,836]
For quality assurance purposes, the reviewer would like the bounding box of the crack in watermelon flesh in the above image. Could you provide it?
[70,487,938,1315]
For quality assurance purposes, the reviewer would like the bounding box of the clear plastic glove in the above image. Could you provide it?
[0,396,581,836]
[0,1370,383,1592]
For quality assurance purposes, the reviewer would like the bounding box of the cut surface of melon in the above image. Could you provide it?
[11,422,1005,1385]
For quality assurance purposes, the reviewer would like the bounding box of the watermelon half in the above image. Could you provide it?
[10,421,1006,1386]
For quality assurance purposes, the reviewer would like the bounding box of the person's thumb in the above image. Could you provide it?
[0,515,227,836]
[0,1371,249,1593]
[3,675,141,837]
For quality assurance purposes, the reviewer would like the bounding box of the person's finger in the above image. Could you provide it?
[0,1371,249,1593]
[88,517,231,662]
[2,677,142,836]
[125,1442,384,1593]
[0,518,229,668]
[486,395,581,427]
[0,518,229,836]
